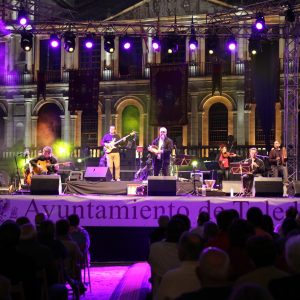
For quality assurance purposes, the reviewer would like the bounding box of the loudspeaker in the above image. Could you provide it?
[148,176,177,196]
[254,177,283,197]
[293,181,300,196]
[222,180,242,194]
[30,175,61,195]
[84,167,112,182]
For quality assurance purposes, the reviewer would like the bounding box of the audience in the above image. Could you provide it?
[229,283,274,300]
[150,215,170,244]
[246,207,271,238]
[190,212,210,238]
[156,232,204,300]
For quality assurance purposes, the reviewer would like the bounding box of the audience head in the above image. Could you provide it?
[38,220,55,240]
[157,215,170,228]
[285,234,300,273]
[196,247,230,286]
[203,221,219,241]
[262,215,275,236]
[178,232,204,261]
[281,217,298,237]
[35,213,47,228]
[68,214,80,227]
[216,209,236,231]
[197,212,210,226]
[246,236,276,268]
[20,223,37,241]
[16,216,30,226]
[246,207,264,228]
[166,217,188,243]
[229,283,274,300]
[286,206,298,219]
[56,219,70,237]
[0,221,20,247]
[229,219,255,248]
[172,214,191,231]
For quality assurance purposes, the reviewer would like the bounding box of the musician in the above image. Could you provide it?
[101,125,121,181]
[242,148,265,196]
[269,140,288,196]
[217,145,237,180]
[148,127,173,176]
[30,146,59,175]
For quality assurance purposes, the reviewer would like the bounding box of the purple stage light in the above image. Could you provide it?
[255,14,265,31]
[189,36,198,51]
[85,41,93,49]
[255,21,263,31]
[50,34,60,48]
[152,36,160,51]
[84,34,94,49]
[123,41,131,50]
[18,9,28,26]
[227,36,237,52]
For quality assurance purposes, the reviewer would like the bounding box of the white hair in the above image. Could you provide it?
[285,234,300,273]
[160,127,167,133]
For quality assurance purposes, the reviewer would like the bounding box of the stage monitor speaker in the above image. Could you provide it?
[222,181,242,194]
[294,181,300,196]
[148,176,177,196]
[30,175,61,195]
[254,177,283,197]
[84,167,112,182]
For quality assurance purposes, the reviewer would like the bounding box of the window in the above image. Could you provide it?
[79,37,101,70]
[209,103,228,145]
[39,39,61,71]
[122,105,140,145]
[81,111,98,147]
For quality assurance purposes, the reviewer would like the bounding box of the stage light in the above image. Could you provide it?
[207,34,218,55]
[49,34,60,48]
[21,31,33,52]
[227,36,237,51]
[18,8,28,26]
[166,35,178,54]
[77,158,82,163]
[152,35,160,52]
[248,36,261,56]
[64,31,76,53]
[53,140,72,159]
[122,35,131,50]
[104,35,115,53]
[189,35,198,51]
[84,34,94,49]
[285,6,295,22]
[255,13,265,31]
[192,160,198,168]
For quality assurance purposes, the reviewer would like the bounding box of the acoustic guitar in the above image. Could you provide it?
[104,131,136,154]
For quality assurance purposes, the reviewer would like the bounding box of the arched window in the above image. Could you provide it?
[255,108,275,146]
[15,122,24,143]
[209,103,228,145]
[37,103,61,147]
[81,111,98,147]
[122,105,140,144]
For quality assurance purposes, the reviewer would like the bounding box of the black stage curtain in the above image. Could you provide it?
[252,40,279,149]
[69,69,100,112]
[150,63,188,126]
[37,71,46,101]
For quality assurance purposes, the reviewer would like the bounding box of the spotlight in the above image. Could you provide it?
[21,31,33,52]
[18,8,28,26]
[255,13,265,31]
[189,35,198,51]
[166,35,178,54]
[84,34,94,49]
[152,35,161,52]
[192,160,198,168]
[64,31,75,53]
[207,34,219,55]
[49,34,60,48]
[104,35,115,53]
[122,35,131,50]
[226,36,237,51]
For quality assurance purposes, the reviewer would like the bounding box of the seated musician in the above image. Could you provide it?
[30,146,59,175]
[216,144,237,182]
[242,148,265,196]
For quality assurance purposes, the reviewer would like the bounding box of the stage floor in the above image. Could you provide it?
[0,193,299,227]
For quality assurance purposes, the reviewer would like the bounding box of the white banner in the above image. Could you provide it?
[0,195,298,227]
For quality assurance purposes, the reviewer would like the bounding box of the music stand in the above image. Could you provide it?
[174,155,195,166]
[230,162,251,196]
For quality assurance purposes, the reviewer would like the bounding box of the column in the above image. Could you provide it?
[105,98,112,131]
[113,37,119,78]
[75,110,82,147]
[70,114,77,146]
[275,102,282,141]
[5,100,13,147]
[199,37,205,75]
[63,99,70,143]
[60,115,65,140]
[97,108,102,146]
[190,94,199,146]
[236,91,245,145]
[31,116,38,147]
[24,99,32,147]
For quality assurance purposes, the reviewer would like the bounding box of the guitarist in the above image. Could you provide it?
[148,127,173,176]
[101,125,122,181]
[30,146,59,175]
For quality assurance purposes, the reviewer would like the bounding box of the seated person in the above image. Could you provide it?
[242,148,264,196]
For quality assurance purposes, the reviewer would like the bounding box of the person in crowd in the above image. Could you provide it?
[268,140,288,197]
[202,221,219,244]
[150,215,170,244]
[235,236,288,289]
[35,212,48,233]
[190,212,210,238]
[246,207,272,238]
[242,148,264,196]
[176,247,232,300]
[229,283,274,300]
[101,125,122,181]
[156,232,204,300]
[148,127,173,176]
[16,216,30,226]
[30,146,59,175]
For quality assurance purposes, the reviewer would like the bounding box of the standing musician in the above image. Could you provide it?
[269,140,288,197]
[30,146,59,175]
[148,127,173,176]
[101,125,122,181]
[242,148,265,196]
[217,144,237,180]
